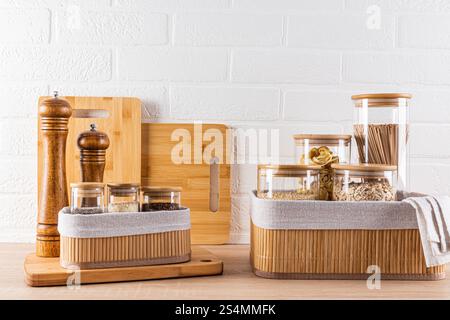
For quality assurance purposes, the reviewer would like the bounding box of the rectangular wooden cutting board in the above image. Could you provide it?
[141,123,231,245]
[38,96,142,207]
[24,246,223,287]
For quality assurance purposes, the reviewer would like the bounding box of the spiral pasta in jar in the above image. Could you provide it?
[293,134,351,200]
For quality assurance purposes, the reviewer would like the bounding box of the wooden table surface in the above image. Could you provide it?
[1,243,450,300]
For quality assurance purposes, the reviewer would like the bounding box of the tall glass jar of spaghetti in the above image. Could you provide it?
[352,93,411,190]
[294,134,352,200]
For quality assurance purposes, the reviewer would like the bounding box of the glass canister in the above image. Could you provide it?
[142,187,182,211]
[107,183,140,213]
[331,164,397,201]
[257,164,321,200]
[352,93,411,190]
[70,182,105,214]
[293,134,352,200]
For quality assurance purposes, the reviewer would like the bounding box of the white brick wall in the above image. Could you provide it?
[118,47,228,81]
[232,50,341,84]
[0,0,450,244]
[174,13,283,46]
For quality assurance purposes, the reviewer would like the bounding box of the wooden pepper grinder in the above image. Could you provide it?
[77,123,110,183]
[37,91,72,257]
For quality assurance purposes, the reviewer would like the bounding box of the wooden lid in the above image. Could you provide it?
[142,186,183,193]
[331,163,397,172]
[107,183,140,189]
[351,93,412,100]
[352,93,412,107]
[70,182,105,188]
[258,164,322,171]
[39,91,72,118]
[77,123,110,151]
[293,134,352,145]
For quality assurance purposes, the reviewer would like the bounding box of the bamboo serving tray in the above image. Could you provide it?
[24,246,223,287]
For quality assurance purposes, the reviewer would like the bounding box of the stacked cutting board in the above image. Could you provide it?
[25,96,230,286]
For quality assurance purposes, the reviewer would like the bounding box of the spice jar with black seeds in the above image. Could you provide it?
[107,183,140,213]
[331,164,397,202]
[142,187,182,212]
[70,182,105,214]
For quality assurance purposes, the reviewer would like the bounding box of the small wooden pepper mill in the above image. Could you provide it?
[77,123,110,183]
[37,91,72,257]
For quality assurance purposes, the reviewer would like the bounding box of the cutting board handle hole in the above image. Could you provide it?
[209,157,220,213]
[200,259,212,263]
[72,109,110,119]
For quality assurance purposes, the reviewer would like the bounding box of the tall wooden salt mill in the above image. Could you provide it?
[37,91,72,257]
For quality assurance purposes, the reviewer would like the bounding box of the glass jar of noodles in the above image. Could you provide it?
[352,93,411,191]
[257,164,321,200]
[107,183,140,213]
[293,134,352,200]
[331,164,397,201]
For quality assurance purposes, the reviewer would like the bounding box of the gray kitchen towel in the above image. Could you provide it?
[58,207,191,239]
[404,196,450,267]
[250,191,418,230]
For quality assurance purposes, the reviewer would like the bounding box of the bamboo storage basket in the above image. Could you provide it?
[250,191,446,280]
[58,208,191,270]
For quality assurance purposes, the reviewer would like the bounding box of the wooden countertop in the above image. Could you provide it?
[2,243,450,299]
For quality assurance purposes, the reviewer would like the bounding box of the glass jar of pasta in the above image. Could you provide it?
[293,134,352,200]
[331,164,397,201]
[257,164,321,200]
[352,93,411,190]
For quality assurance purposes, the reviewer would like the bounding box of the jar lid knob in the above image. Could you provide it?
[90,123,97,131]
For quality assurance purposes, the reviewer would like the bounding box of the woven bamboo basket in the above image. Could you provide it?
[250,192,446,280]
[58,208,191,270]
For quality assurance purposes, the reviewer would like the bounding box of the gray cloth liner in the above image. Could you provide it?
[58,207,190,239]
[250,190,420,230]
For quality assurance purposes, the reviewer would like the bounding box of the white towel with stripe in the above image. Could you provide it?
[404,196,450,267]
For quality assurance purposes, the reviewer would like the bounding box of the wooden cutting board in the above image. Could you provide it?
[38,96,142,207]
[24,246,223,287]
[142,123,231,245]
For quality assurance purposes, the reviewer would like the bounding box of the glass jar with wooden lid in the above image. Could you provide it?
[141,186,182,211]
[70,182,105,214]
[352,93,411,190]
[257,164,321,200]
[107,183,140,213]
[331,164,397,201]
[293,134,352,200]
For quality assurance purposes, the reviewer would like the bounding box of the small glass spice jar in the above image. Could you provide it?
[331,164,397,202]
[70,182,105,214]
[142,187,182,211]
[293,134,352,200]
[257,164,321,200]
[107,183,140,213]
